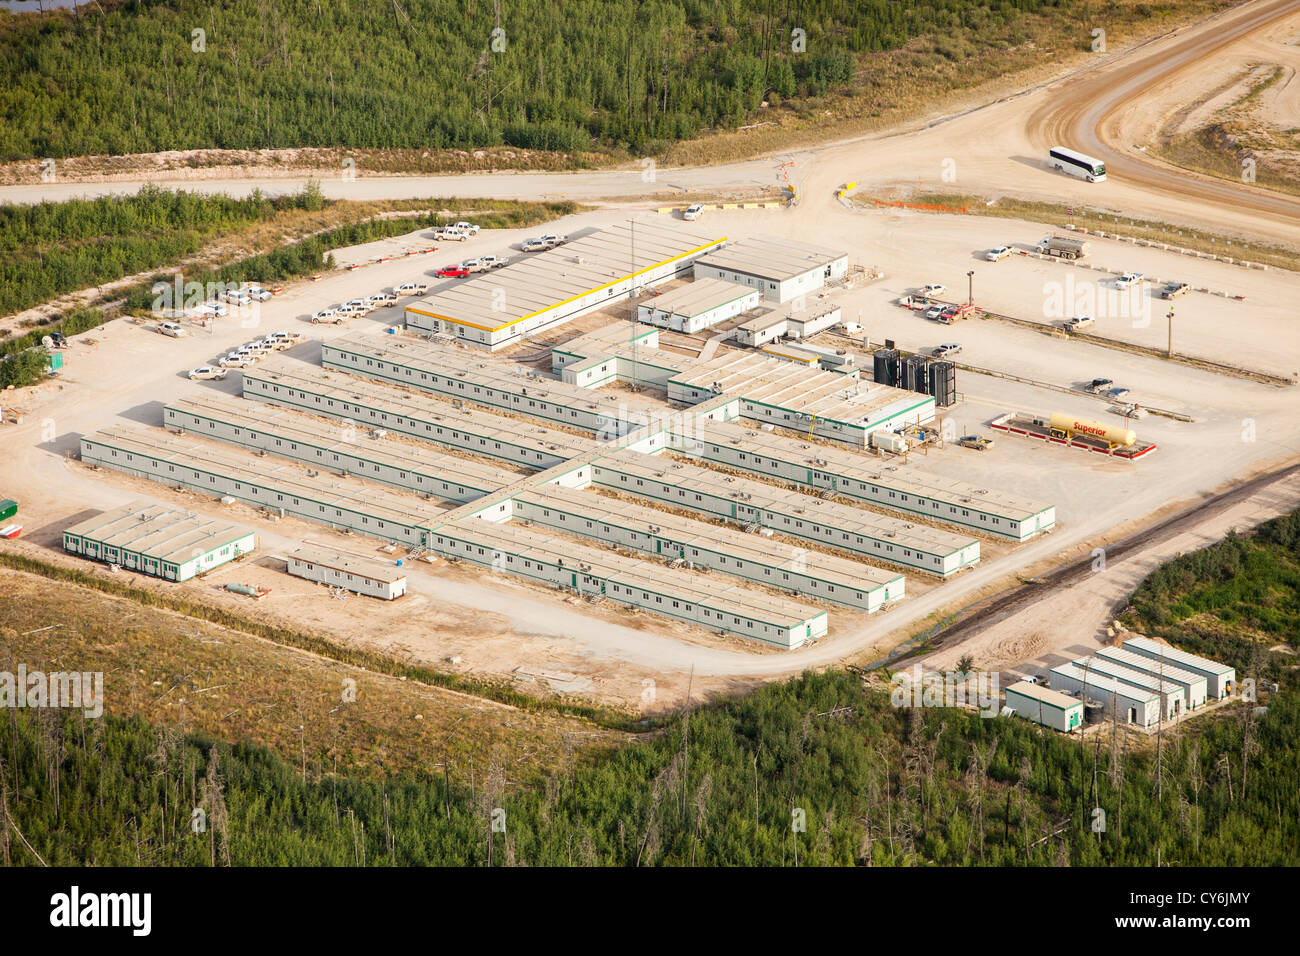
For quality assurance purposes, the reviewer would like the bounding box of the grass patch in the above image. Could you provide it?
[875,192,1300,271]
[0,552,650,734]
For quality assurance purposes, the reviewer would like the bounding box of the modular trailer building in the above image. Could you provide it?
[164,396,519,503]
[1049,662,1162,727]
[1122,636,1235,699]
[63,500,256,581]
[81,427,449,548]
[287,546,407,600]
[667,351,935,448]
[673,422,1055,541]
[322,333,671,438]
[1071,655,1186,719]
[1095,645,1207,711]
[242,358,596,470]
[1003,681,1083,732]
[692,237,848,303]
[431,518,827,648]
[511,486,905,613]
[636,279,761,333]
[590,451,980,576]
[403,220,726,349]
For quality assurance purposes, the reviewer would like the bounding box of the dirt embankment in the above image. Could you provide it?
[0,146,613,186]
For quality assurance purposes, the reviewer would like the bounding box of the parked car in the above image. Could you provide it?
[451,221,480,236]
[438,228,469,242]
[344,299,375,314]
[219,353,255,369]
[921,283,946,297]
[1085,377,1114,393]
[683,203,704,221]
[957,435,994,451]
[1106,386,1132,401]
[1114,273,1143,289]
[1066,315,1095,331]
[194,301,228,317]
[245,286,273,302]
[367,292,398,307]
[932,342,962,358]
[924,304,946,320]
[521,238,550,252]
[188,366,228,381]
[222,289,251,306]
[395,282,429,296]
[539,234,567,248]
[985,245,1012,261]
[459,258,486,273]
[158,322,187,337]
[436,265,471,279]
[1161,282,1190,299]
[268,331,304,345]
[478,254,506,269]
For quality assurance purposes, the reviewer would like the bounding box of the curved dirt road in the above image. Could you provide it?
[1028,0,1300,227]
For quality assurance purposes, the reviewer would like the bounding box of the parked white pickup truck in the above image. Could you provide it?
[451,221,480,236]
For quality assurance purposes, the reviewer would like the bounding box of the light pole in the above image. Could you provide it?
[1166,307,1174,358]
[966,270,975,307]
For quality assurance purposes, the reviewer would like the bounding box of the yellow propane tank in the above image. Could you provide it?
[1049,412,1136,447]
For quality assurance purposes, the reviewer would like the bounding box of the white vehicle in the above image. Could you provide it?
[1066,315,1095,331]
[1049,145,1107,183]
[245,286,273,302]
[268,330,304,345]
[460,258,488,273]
[925,304,946,320]
[222,289,251,306]
[311,308,339,323]
[394,282,429,296]
[521,238,550,252]
[158,322,187,337]
[478,254,505,269]
[921,283,946,297]
[539,234,567,248]
[193,301,228,317]
[438,228,469,242]
[683,203,704,221]
[450,221,480,236]
[219,353,255,369]
[1114,273,1144,289]
[345,299,376,314]
[242,339,274,353]
[188,366,228,381]
[985,245,1013,261]
[932,342,962,358]
[366,293,398,307]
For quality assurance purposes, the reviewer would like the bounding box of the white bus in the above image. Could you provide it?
[1049,146,1106,182]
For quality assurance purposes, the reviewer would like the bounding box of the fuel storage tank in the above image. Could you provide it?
[1049,412,1136,448]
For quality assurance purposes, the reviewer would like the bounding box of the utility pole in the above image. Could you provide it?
[966,270,975,307]
[1166,307,1174,358]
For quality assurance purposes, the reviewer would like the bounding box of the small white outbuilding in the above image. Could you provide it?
[287,546,408,600]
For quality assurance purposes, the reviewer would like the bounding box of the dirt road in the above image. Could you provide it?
[4,0,1298,251]
[1029,0,1300,227]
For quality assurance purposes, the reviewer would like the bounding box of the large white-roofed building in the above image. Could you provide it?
[404,220,726,349]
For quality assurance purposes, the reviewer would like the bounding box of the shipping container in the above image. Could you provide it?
[0,499,16,522]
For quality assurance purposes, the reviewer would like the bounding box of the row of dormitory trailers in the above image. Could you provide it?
[1005,640,1234,731]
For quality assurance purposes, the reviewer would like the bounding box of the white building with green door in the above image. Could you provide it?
[63,500,256,582]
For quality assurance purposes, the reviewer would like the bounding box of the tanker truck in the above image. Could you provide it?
[1036,236,1090,260]
[1048,412,1136,448]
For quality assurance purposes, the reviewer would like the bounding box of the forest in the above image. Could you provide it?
[1124,508,1300,684]
[0,0,1080,160]
[2,670,1294,866]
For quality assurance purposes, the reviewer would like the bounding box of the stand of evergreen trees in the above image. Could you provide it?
[2,672,1295,866]
[1,0,1068,160]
